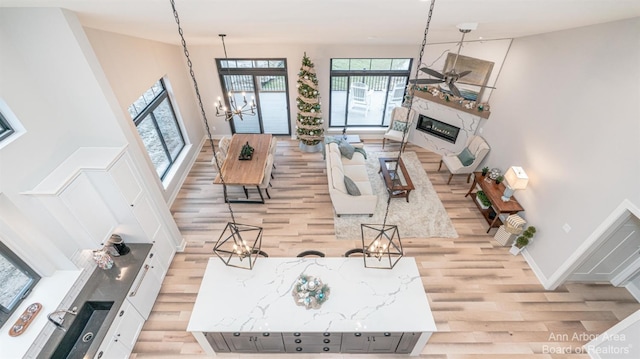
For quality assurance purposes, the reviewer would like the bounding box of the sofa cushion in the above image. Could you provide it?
[338,140,356,159]
[329,152,343,171]
[328,142,341,156]
[343,175,361,196]
[343,165,369,182]
[330,165,347,193]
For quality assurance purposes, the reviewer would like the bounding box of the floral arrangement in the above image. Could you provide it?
[292,274,330,309]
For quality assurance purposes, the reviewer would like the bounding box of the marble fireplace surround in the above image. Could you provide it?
[408,95,485,156]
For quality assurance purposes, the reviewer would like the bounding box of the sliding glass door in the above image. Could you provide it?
[217,60,290,135]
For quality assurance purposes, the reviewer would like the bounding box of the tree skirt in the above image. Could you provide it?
[334,151,458,240]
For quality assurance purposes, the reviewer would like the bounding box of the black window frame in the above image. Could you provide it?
[129,79,185,180]
[0,112,15,143]
[329,58,412,128]
[0,240,41,329]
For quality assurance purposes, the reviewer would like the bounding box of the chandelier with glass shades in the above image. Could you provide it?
[214,34,256,122]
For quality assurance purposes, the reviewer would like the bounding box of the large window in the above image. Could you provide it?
[0,240,40,329]
[329,58,412,128]
[216,59,291,135]
[0,112,15,143]
[128,79,185,180]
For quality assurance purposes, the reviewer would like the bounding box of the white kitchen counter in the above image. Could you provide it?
[187,257,436,355]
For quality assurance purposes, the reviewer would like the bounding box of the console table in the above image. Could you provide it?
[465,172,524,233]
[187,257,436,355]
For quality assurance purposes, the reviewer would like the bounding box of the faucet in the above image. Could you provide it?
[47,307,78,332]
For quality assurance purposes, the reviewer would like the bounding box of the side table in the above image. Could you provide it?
[465,172,524,233]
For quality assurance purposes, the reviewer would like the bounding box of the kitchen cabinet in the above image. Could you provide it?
[341,332,402,353]
[126,249,164,319]
[283,332,341,353]
[396,332,422,354]
[189,258,436,356]
[203,332,230,353]
[94,300,145,359]
[221,332,285,353]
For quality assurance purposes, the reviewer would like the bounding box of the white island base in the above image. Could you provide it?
[187,257,436,355]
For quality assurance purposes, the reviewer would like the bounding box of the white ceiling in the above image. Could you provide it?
[2,0,639,46]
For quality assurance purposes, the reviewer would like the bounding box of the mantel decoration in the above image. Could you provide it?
[238,141,254,160]
[415,85,490,113]
[296,52,324,152]
[292,274,330,309]
[170,0,263,270]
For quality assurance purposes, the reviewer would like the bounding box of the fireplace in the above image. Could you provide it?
[416,114,460,144]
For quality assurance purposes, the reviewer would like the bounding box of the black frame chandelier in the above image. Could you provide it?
[169,0,262,270]
[214,34,257,122]
[361,0,436,269]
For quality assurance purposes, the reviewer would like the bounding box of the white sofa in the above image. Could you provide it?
[325,142,377,216]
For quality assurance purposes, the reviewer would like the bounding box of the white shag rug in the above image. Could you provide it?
[334,151,458,240]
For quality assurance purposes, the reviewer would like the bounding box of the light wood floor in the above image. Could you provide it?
[132,139,639,358]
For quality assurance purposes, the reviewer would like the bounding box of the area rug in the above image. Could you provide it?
[334,151,458,240]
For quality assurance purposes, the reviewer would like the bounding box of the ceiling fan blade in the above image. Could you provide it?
[419,67,444,79]
[448,83,462,97]
[456,81,497,89]
[410,79,445,85]
[458,70,472,78]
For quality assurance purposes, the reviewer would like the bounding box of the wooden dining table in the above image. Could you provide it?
[214,133,272,203]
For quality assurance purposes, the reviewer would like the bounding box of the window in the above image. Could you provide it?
[329,58,412,128]
[0,112,15,143]
[128,79,185,180]
[0,240,40,329]
[216,58,290,135]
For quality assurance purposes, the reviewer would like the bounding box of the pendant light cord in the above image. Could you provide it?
[383,0,436,225]
[170,0,236,223]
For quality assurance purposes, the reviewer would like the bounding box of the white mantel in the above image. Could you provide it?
[409,95,485,156]
[188,257,436,355]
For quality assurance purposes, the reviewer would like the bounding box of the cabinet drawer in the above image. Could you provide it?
[282,332,340,345]
[285,344,342,353]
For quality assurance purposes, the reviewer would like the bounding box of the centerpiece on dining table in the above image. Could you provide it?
[238,141,254,160]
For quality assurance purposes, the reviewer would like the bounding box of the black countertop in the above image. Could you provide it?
[38,243,151,358]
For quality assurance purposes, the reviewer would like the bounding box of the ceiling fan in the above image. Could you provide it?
[411,23,495,98]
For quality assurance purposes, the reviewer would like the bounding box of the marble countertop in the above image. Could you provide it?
[187,257,436,333]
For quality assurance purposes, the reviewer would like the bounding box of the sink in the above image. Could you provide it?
[51,301,114,359]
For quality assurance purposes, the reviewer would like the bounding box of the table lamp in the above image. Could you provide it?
[501,166,528,202]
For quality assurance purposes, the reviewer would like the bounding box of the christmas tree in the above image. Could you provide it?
[296,53,324,149]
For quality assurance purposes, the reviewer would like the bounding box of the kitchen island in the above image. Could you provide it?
[187,257,436,355]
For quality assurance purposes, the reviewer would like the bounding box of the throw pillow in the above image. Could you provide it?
[456,148,475,166]
[338,140,356,159]
[392,121,407,132]
[343,175,361,196]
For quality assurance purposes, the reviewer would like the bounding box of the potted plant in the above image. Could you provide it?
[495,175,504,185]
[475,190,491,209]
[481,166,489,176]
[510,226,536,255]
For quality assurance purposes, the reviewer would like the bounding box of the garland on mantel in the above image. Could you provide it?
[414,85,490,113]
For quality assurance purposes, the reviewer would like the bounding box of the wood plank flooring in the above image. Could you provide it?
[131,139,639,358]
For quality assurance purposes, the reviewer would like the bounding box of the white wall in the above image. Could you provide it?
[0,8,129,272]
[481,17,640,284]
[83,28,205,204]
